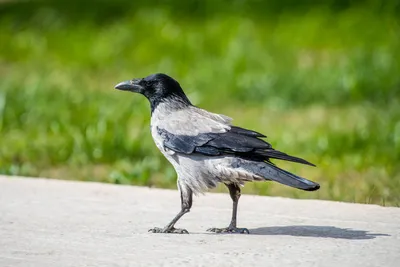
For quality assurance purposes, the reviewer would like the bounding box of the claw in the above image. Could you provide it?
[148,227,163,233]
[207,227,249,234]
[149,227,189,234]
[173,228,189,234]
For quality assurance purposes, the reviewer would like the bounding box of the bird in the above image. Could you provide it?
[115,73,319,234]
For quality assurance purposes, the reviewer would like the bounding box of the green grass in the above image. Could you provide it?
[0,2,399,205]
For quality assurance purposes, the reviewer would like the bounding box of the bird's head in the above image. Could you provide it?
[115,73,190,110]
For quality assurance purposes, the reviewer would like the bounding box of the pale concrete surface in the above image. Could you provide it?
[0,175,399,267]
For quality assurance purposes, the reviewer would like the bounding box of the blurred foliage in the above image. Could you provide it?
[0,0,399,206]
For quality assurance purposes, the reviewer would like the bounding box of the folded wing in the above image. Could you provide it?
[157,125,315,166]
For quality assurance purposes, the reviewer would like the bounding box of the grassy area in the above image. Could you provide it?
[0,2,399,205]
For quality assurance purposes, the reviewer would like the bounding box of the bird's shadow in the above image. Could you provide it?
[249,225,389,240]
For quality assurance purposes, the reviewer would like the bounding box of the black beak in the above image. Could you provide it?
[114,79,143,92]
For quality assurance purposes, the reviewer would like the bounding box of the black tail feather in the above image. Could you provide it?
[268,164,320,191]
[242,161,320,191]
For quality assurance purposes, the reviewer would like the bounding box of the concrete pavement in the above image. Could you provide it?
[0,175,399,267]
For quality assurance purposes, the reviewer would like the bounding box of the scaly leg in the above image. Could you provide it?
[207,183,249,234]
[149,182,192,234]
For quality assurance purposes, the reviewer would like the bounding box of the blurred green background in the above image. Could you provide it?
[1,0,399,206]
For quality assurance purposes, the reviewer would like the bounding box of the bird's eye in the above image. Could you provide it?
[144,80,155,88]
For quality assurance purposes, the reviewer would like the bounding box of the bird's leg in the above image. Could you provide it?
[207,183,249,234]
[149,183,192,234]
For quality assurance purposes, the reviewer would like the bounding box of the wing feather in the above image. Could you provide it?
[155,106,314,166]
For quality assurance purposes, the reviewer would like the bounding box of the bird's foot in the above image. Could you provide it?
[207,227,250,234]
[148,227,189,234]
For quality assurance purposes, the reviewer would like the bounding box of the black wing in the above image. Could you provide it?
[157,126,315,166]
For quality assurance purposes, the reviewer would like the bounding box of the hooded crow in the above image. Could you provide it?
[115,73,319,234]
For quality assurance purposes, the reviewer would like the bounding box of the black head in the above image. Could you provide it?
[115,73,191,111]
